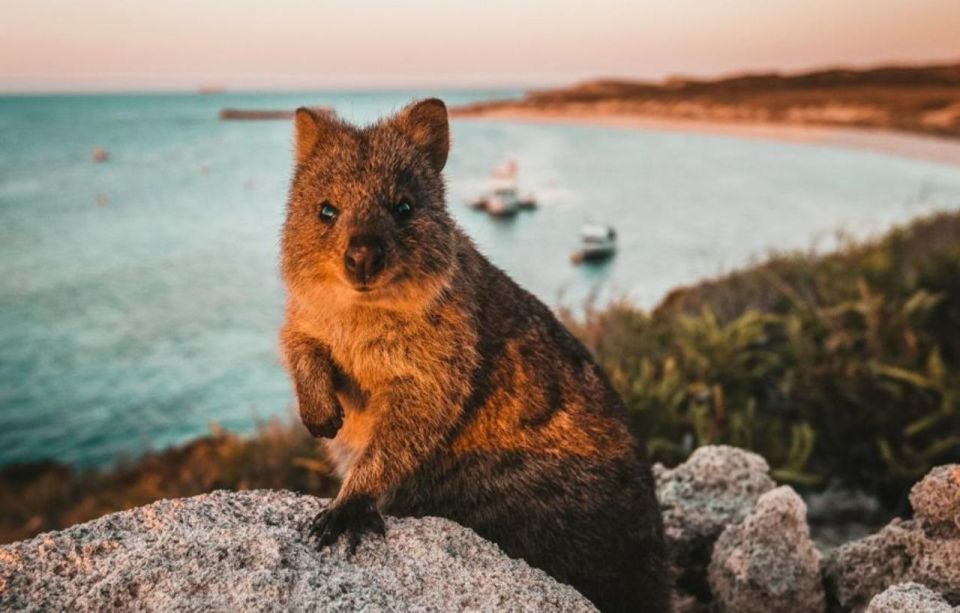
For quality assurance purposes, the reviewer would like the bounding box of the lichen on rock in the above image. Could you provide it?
[910,464,960,539]
[654,445,775,606]
[708,486,825,613]
[865,582,955,613]
[0,490,595,612]
[824,463,960,611]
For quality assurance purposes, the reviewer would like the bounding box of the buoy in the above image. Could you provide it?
[91,147,108,163]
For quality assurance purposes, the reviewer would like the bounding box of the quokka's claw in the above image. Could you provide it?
[306,497,385,553]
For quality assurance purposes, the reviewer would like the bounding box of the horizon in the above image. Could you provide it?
[2,57,959,96]
[2,0,959,93]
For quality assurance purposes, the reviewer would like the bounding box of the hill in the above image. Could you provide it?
[453,62,960,138]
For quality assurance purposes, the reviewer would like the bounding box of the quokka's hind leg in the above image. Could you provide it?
[560,523,670,613]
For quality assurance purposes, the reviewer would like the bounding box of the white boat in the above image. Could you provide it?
[468,161,537,216]
[572,224,617,264]
[485,192,519,218]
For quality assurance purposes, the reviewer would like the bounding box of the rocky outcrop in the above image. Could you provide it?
[708,486,825,612]
[865,582,955,613]
[0,490,594,612]
[824,463,960,611]
[654,445,775,607]
[657,450,959,612]
[2,450,957,613]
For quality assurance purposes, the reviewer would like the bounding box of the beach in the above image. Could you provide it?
[452,108,960,168]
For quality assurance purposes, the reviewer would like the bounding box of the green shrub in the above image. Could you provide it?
[566,210,960,504]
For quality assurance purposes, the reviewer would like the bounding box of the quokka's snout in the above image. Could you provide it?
[344,234,387,286]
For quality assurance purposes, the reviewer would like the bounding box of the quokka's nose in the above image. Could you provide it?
[344,236,386,285]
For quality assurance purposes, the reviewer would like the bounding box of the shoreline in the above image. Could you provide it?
[451,108,960,168]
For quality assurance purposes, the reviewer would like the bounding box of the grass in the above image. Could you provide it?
[3,209,959,543]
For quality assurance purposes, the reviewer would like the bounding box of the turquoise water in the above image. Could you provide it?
[3,91,960,467]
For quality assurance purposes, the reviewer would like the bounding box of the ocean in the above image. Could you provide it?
[3,90,960,467]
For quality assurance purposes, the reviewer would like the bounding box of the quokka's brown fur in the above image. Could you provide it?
[280,99,669,612]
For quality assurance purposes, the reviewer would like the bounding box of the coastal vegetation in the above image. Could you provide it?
[453,62,960,138]
[566,209,960,504]
[3,209,959,543]
[0,422,338,543]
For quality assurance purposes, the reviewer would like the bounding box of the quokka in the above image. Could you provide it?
[280,98,669,612]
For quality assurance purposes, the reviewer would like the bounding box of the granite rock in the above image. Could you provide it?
[0,490,595,612]
[865,582,955,613]
[708,486,825,613]
[910,464,960,539]
[824,464,960,611]
[655,445,775,603]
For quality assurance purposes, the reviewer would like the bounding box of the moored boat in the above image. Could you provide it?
[468,160,537,216]
[571,224,617,264]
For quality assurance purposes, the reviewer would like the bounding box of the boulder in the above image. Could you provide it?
[654,445,775,604]
[708,486,825,612]
[824,464,960,611]
[865,582,955,613]
[0,490,595,612]
[910,464,960,539]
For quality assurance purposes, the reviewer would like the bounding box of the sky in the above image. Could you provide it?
[1,0,958,92]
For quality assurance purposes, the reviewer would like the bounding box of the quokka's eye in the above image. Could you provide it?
[394,199,413,220]
[318,201,338,223]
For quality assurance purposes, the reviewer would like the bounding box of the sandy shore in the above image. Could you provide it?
[452,108,960,168]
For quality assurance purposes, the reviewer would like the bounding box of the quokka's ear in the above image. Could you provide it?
[394,98,449,172]
[293,107,337,164]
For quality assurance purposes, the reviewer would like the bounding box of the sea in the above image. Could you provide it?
[3,90,960,468]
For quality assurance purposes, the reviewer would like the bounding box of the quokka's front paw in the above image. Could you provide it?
[297,395,343,439]
[307,496,386,553]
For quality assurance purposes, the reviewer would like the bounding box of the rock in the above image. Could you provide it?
[708,486,825,613]
[866,582,955,613]
[0,490,595,612]
[824,465,960,612]
[655,445,776,603]
[910,464,960,538]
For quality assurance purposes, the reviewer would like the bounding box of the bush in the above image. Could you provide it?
[566,210,960,504]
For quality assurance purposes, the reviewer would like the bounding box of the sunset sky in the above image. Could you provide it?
[1,0,958,91]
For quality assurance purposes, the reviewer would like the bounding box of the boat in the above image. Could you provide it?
[468,160,537,217]
[571,224,617,264]
[484,193,519,218]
